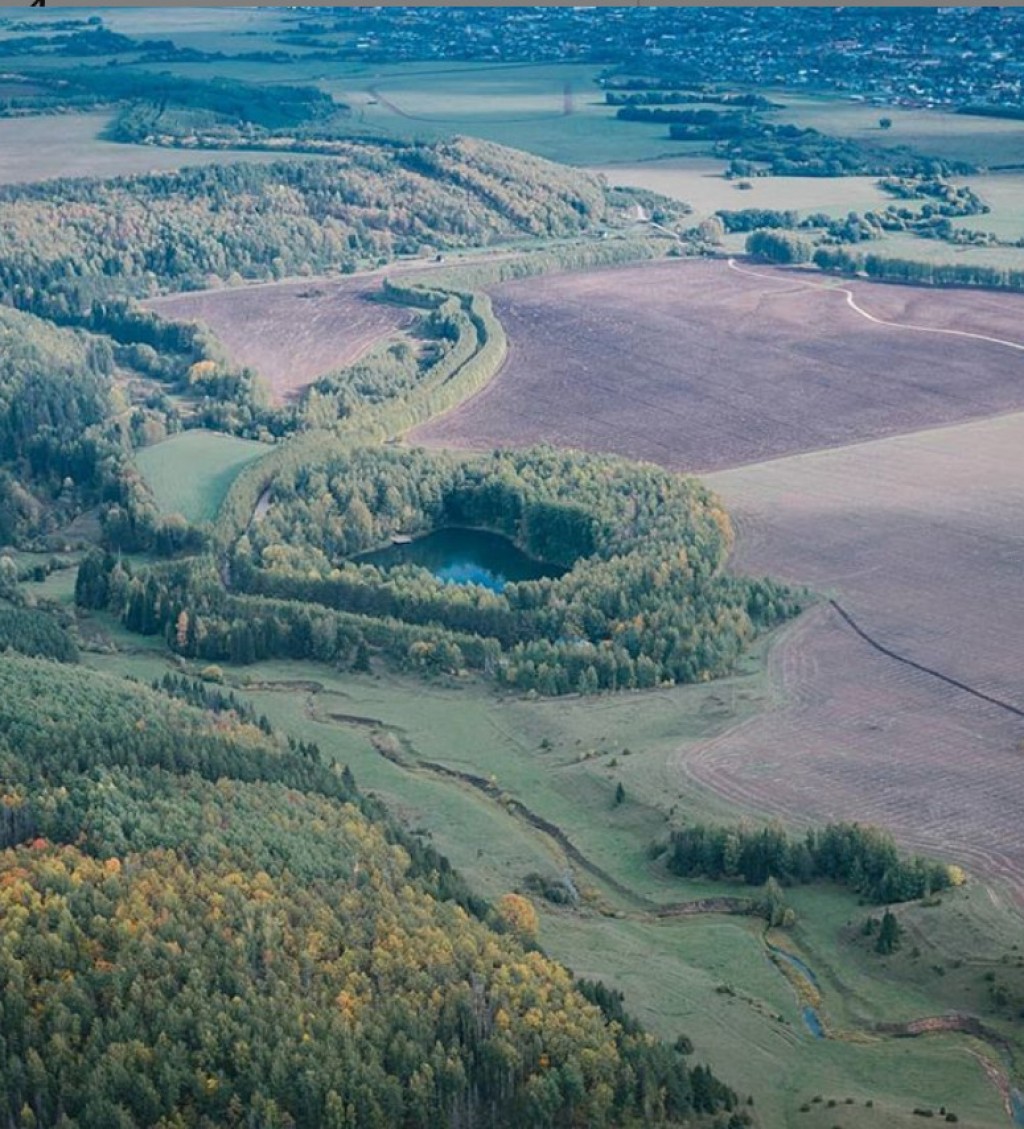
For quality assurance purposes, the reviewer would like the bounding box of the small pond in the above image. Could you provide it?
[355,527,567,593]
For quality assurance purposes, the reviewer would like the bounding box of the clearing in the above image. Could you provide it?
[134,429,269,524]
[145,276,417,404]
[0,113,315,185]
[410,258,1024,471]
[594,157,896,223]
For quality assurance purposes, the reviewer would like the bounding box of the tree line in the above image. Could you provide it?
[665,820,963,904]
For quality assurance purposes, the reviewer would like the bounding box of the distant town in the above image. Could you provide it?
[286,7,1024,112]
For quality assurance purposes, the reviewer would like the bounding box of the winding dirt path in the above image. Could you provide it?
[726,258,1024,354]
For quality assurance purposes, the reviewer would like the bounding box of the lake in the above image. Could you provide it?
[356,527,566,592]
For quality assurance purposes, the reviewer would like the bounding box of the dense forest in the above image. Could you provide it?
[0,654,742,1128]
[665,821,962,905]
[0,305,125,544]
[0,603,79,662]
[0,145,610,318]
[76,446,800,694]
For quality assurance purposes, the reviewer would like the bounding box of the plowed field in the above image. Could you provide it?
[692,412,1024,906]
[409,259,1024,471]
[414,259,1024,904]
[147,276,415,404]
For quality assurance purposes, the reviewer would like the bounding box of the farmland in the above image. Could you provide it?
[6,9,1024,1123]
[768,92,1024,170]
[146,275,417,403]
[595,158,898,223]
[0,113,312,185]
[689,411,1024,902]
[410,258,1024,472]
[134,428,269,523]
[323,61,685,165]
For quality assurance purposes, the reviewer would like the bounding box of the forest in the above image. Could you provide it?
[75,446,800,695]
[0,142,642,553]
[0,305,125,545]
[0,146,610,317]
[0,653,743,1128]
[665,821,962,905]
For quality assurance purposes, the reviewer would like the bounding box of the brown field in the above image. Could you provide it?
[409,259,1024,471]
[146,276,416,403]
[684,413,1024,905]
[413,259,1024,903]
[0,113,315,185]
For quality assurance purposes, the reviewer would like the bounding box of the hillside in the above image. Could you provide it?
[0,306,117,544]
[0,140,610,319]
[0,654,740,1128]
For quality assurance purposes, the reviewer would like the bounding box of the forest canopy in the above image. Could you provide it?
[0,654,739,1128]
[78,446,800,695]
[0,143,610,319]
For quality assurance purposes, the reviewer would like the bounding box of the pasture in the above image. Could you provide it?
[957,172,1024,243]
[410,258,1024,472]
[595,158,897,222]
[134,429,269,523]
[0,113,309,186]
[767,91,1024,169]
[79,636,1016,1128]
[325,61,686,165]
[145,276,416,404]
[867,231,1024,273]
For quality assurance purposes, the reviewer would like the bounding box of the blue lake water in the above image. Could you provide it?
[356,527,566,592]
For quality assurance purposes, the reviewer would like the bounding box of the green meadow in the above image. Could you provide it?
[134,429,269,524]
[80,620,1020,1129]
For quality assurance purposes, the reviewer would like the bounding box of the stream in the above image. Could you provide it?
[765,941,825,1039]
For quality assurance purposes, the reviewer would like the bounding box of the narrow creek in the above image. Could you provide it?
[764,940,825,1039]
[765,940,1024,1124]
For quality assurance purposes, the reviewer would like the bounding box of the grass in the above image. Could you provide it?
[76,622,1017,1127]
[0,113,321,186]
[957,172,1024,242]
[326,61,688,165]
[767,90,1024,170]
[133,429,270,524]
[597,157,898,222]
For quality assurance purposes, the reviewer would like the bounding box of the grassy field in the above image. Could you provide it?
[957,172,1024,242]
[0,113,322,186]
[326,61,691,165]
[78,627,1017,1127]
[767,91,1024,169]
[134,429,269,524]
[595,158,897,222]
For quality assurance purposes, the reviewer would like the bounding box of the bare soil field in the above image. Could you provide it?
[146,277,416,404]
[685,413,1024,904]
[409,259,1024,471]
